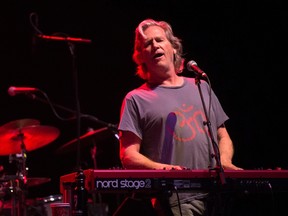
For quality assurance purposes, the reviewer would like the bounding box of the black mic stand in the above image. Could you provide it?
[29,13,92,214]
[194,75,226,185]
[67,41,88,216]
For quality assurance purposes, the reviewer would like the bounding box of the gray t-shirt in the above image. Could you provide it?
[119,77,228,169]
[118,76,229,204]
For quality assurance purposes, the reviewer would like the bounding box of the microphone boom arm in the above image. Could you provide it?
[24,91,117,130]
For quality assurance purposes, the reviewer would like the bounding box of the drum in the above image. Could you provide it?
[36,194,63,216]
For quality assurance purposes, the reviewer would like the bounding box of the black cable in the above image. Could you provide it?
[24,92,118,129]
[173,186,183,216]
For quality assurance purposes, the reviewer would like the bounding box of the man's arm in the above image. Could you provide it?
[217,126,243,170]
[119,130,182,170]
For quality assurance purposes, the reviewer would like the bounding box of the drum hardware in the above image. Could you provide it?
[0,119,60,216]
[4,158,52,216]
[0,119,40,132]
[59,127,115,216]
[33,194,63,216]
[0,119,60,156]
[0,175,52,216]
[26,177,51,188]
[10,133,30,216]
[55,127,109,154]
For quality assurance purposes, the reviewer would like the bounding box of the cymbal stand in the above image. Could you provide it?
[8,177,20,216]
[9,130,28,216]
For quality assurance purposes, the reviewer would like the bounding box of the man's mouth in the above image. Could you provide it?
[153,53,164,59]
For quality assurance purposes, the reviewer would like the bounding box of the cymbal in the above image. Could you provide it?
[56,127,109,154]
[27,177,51,187]
[0,125,60,155]
[0,119,40,132]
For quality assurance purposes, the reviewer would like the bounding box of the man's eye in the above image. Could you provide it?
[144,41,151,48]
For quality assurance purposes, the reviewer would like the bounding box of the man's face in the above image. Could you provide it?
[140,26,175,74]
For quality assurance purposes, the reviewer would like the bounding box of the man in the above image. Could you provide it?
[117,18,242,216]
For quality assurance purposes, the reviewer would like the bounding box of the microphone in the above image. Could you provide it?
[186,60,207,78]
[37,34,92,44]
[8,86,39,96]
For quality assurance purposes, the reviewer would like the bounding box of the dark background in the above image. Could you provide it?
[1,0,287,203]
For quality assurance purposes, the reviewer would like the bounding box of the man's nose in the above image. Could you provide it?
[151,40,159,49]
